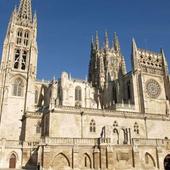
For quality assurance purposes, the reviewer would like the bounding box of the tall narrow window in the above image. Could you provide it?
[13,78,24,97]
[24,31,29,46]
[21,50,27,70]
[75,86,82,101]
[113,85,117,104]
[16,29,22,45]
[127,80,131,100]
[14,49,27,70]
[14,49,20,69]
[35,89,39,104]
[90,119,96,132]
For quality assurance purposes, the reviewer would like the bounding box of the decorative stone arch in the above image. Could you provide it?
[145,152,156,167]
[84,153,92,169]
[8,151,18,169]
[164,154,170,170]
[10,74,27,82]
[51,153,71,169]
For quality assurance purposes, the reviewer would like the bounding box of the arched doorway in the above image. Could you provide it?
[164,154,170,170]
[9,153,16,168]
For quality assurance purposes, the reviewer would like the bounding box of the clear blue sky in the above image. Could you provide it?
[0,0,170,80]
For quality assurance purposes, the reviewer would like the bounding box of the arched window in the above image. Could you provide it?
[35,89,39,104]
[90,119,96,132]
[14,49,20,69]
[14,49,27,70]
[134,122,139,134]
[16,29,22,45]
[75,86,82,101]
[21,50,27,70]
[24,31,29,46]
[12,78,24,97]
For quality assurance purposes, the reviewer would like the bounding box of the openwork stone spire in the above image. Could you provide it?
[18,0,32,21]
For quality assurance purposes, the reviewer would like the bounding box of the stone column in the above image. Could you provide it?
[0,138,6,167]
[132,146,140,168]
[42,146,51,170]
[107,146,114,170]
[156,146,163,170]
[93,147,100,169]
[100,145,107,169]
[37,145,43,170]
[72,145,79,169]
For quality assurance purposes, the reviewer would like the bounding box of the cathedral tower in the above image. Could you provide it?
[88,32,127,108]
[0,0,38,140]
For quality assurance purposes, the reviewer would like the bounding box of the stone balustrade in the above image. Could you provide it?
[114,103,135,110]
[54,105,170,121]
[132,138,170,146]
[43,137,111,146]
[0,139,22,148]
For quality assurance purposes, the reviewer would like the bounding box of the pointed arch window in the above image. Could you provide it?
[75,86,82,101]
[24,31,29,46]
[16,29,22,45]
[14,49,27,70]
[90,119,96,132]
[21,50,27,70]
[12,78,24,97]
[14,49,20,69]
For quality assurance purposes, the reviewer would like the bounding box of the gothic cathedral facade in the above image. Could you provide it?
[0,0,170,170]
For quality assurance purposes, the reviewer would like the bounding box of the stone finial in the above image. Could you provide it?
[131,38,138,71]
[113,32,120,52]
[95,31,99,50]
[104,31,109,49]
[161,48,169,75]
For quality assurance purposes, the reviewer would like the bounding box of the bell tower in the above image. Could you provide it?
[0,0,38,140]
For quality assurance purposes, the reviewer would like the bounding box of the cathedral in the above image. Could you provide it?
[1,0,170,170]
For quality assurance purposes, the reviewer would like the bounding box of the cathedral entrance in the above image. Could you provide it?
[164,154,170,170]
[9,154,16,168]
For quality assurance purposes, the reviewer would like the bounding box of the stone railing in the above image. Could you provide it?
[43,137,111,146]
[26,111,42,117]
[54,105,170,121]
[114,103,135,110]
[0,139,22,148]
[132,138,170,146]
